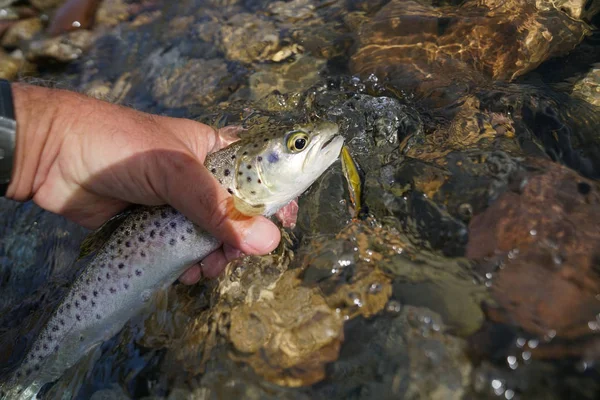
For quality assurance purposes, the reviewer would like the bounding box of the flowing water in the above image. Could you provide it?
[1,0,600,399]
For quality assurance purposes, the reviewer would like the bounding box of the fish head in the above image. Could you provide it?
[232,121,343,216]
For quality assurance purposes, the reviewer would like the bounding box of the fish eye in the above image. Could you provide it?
[286,132,309,153]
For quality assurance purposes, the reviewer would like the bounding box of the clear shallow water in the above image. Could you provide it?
[1,0,600,399]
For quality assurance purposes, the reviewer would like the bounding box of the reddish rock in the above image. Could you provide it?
[467,159,600,341]
[47,0,101,36]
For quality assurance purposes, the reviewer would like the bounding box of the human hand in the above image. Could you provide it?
[5,83,281,284]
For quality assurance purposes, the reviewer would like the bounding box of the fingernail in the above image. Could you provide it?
[243,219,278,253]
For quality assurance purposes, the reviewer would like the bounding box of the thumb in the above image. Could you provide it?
[153,151,281,255]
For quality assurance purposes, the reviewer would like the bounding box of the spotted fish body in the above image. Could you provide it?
[0,121,344,399]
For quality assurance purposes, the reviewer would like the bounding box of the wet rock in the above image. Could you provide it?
[25,29,94,61]
[227,269,345,387]
[268,0,317,23]
[94,0,129,27]
[249,55,325,100]
[475,85,600,179]
[467,158,600,343]
[48,0,102,36]
[350,0,591,110]
[536,0,600,21]
[217,13,300,63]
[30,0,65,11]
[317,306,471,400]
[0,49,23,79]
[1,18,42,48]
[570,63,600,106]
[151,55,244,108]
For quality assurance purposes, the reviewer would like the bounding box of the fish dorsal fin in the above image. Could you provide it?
[77,209,133,260]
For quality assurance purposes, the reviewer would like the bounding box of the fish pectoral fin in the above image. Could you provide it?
[231,195,266,217]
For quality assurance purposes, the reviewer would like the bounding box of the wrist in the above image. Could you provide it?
[5,83,66,201]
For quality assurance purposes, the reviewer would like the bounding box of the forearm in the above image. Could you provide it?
[6,83,72,201]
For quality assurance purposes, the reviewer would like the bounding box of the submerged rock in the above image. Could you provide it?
[468,158,600,343]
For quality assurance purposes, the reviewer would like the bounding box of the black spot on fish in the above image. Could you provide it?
[54,345,59,352]
[231,154,236,159]
[257,179,262,184]
[161,211,168,218]
[75,301,80,308]
[169,239,176,246]
[80,336,84,342]
[181,235,186,241]
[34,365,40,371]
[35,345,40,351]
[170,222,176,228]
[43,344,48,350]
[81,295,87,301]
[257,156,263,162]
[86,278,91,285]
[227,188,233,194]
[93,290,98,297]
[25,369,31,376]
[76,315,81,321]
[247,176,252,182]
[224,169,230,176]
[66,304,71,310]
[247,165,252,169]
[264,138,269,142]
[47,334,52,341]
[218,179,223,184]
[132,223,137,230]
[116,239,122,245]
[91,300,96,307]
[136,269,142,276]
[211,168,217,174]
[140,251,146,257]
[150,230,155,238]
[126,241,131,247]
[238,171,243,175]
[154,221,161,228]
[97,276,102,282]
[251,191,256,195]
[106,273,111,279]
[124,255,128,260]
[253,143,258,148]
[243,151,248,155]
[186,227,193,234]
[118,263,125,269]
[60,319,65,325]
[124,283,129,290]
[58,308,63,314]
[110,287,116,294]
[101,263,106,268]
[52,326,58,332]
[159,230,165,237]
[96,314,101,320]
[125,230,130,236]
[109,245,115,251]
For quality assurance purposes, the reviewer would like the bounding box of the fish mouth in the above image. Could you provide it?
[320,135,338,150]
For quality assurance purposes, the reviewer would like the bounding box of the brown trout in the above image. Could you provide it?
[0,121,343,399]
